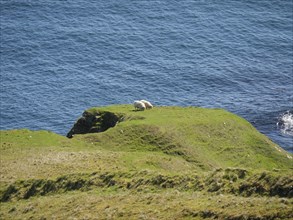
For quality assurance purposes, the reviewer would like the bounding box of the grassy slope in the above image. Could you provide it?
[1,105,292,219]
[84,105,291,171]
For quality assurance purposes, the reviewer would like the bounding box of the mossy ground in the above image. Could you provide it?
[1,105,292,219]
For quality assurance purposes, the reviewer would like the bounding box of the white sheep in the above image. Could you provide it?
[140,100,153,109]
[133,100,146,111]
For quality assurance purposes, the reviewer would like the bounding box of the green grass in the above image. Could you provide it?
[1,105,292,219]
[76,105,292,171]
[1,189,292,220]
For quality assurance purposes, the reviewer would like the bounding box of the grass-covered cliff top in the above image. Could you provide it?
[1,105,292,219]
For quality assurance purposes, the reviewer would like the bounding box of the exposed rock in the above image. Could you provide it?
[67,110,124,138]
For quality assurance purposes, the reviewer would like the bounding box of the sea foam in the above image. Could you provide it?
[277,111,293,136]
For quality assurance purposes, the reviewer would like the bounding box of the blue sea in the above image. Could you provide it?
[1,0,292,152]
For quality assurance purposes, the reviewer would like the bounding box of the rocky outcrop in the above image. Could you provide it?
[67,110,124,138]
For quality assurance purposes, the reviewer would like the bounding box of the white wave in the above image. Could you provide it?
[277,111,293,136]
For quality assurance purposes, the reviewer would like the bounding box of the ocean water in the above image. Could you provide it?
[1,0,292,152]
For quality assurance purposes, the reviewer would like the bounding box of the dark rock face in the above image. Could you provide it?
[67,110,123,138]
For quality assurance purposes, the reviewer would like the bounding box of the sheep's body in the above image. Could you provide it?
[140,100,153,109]
[133,101,146,111]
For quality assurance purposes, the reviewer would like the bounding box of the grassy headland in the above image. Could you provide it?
[1,105,292,219]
